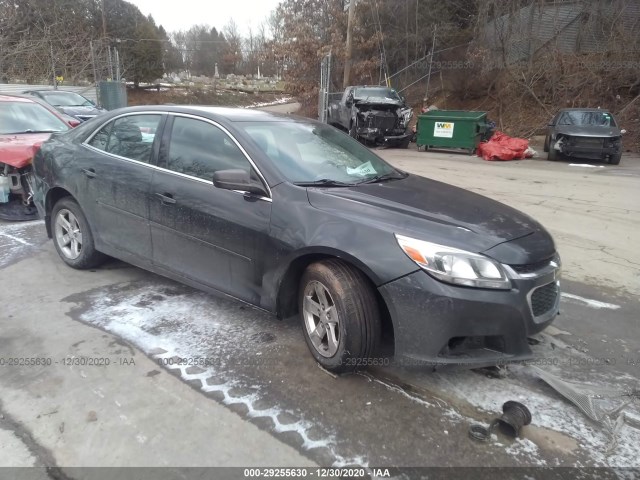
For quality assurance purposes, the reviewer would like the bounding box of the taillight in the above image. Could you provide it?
[68,119,81,128]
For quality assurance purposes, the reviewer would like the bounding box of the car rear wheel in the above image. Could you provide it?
[609,152,622,165]
[52,197,106,269]
[299,259,380,373]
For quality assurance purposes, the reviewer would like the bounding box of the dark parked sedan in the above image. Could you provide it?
[543,108,624,164]
[32,106,561,372]
[24,90,107,123]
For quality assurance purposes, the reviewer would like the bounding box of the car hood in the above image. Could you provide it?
[307,174,554,263]
[0,133,51,168]
[554,125,621,137]
[354,97,405,108]
[57,105,105,117]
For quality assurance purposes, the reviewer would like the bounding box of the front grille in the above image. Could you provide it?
[510,258,553,275]
[530,282,559,317]
[572,137,604,148]
[369,112,396,131]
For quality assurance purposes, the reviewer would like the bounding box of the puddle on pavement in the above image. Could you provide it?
[525,425,579,455]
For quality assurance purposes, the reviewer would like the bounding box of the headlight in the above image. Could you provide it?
[395,234,511,289]
[398,108,413,126]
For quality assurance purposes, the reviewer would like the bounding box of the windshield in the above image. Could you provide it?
[560,111,616,127]
[40,91,93,107]
[239,121,400,184]
[353,87,401,101]
[0,102,70,134]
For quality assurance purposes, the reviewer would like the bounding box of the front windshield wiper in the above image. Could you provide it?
[357,172,408,184]
[3,129,59,134]
[294,179,356,187]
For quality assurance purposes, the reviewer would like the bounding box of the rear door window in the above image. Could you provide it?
[87,114,161,163]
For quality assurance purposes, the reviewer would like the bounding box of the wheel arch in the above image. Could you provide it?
[275,249,394,352]
[44,187,74,238]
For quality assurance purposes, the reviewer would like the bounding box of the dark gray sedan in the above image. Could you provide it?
[543,108,624,164]
[24,90,107,123]
[32,106,561,372]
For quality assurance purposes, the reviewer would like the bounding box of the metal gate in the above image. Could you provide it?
[318,53,332,123]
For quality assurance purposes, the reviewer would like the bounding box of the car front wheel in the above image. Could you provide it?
[349,121,358,139]
[609,152,622,165]
[51,197,106,269]
[299,259,380,373]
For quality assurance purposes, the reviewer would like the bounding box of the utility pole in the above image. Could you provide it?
[50,44,57,90]
[343,0,356,88]
[101,0,108,39]
[90,40,100,102]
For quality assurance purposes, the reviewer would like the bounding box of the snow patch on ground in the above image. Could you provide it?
[561,292,620,310]
[73,280,640,468]
[78,284,368,468]
[246,96,293,109]
[0,219,44,268]
[435,364,640,467]
[505,438,546,466]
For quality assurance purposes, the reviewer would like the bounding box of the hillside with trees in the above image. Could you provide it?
[1,0,638,149]
[269,0,639,149]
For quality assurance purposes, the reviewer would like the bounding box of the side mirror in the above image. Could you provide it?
[213,169,268,197]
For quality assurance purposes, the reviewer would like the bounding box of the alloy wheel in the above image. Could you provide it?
[54,208,83,260]
[302,280,340,357]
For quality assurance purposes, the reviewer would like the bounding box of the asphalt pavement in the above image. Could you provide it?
[1,139,639,477]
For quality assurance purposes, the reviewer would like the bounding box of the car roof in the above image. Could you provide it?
[0,94,37,103]
[558,108,612,113]
[25,89,75,93]
[107,105,296,123]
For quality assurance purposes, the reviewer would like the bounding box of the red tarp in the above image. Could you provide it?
[477,131,532,161]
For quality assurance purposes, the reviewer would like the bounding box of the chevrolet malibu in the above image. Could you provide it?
[32,106,561,372]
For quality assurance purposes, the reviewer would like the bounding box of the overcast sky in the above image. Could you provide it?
[127,0,282,35]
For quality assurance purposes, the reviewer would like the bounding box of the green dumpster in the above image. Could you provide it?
[416,110,488,154]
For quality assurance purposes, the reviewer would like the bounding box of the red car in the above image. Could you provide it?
[0,94,76,221]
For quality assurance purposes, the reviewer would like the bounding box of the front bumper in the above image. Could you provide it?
[357,127,411,144]
[561,146,620,159]
[556,137,621,159]
[379,267,559,368]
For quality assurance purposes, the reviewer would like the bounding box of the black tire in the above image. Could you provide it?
[51,197,106,269]
[543,135,549,153]
[299,259,380,373]
[547,146,558,161]
[609,152,621,165]
[398,129,412,149]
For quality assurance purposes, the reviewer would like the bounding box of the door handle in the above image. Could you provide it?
[155,192,176,205]
[82,168,96,178]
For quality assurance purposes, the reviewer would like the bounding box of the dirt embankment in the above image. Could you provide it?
[400,53,640,153]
